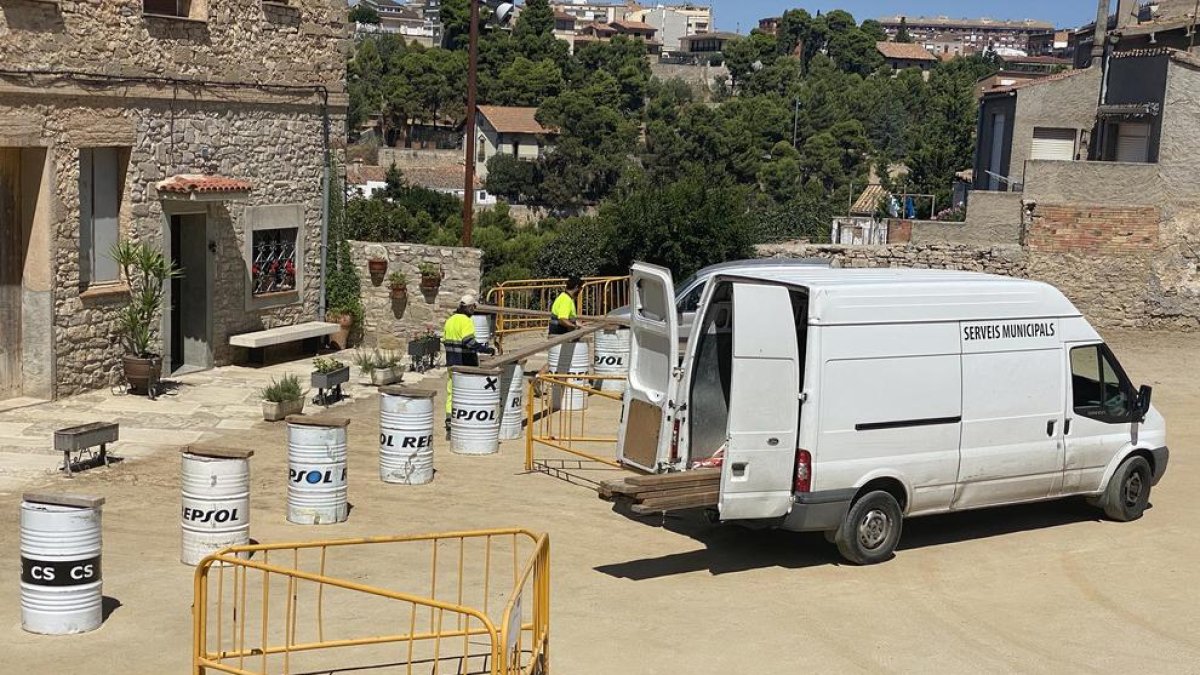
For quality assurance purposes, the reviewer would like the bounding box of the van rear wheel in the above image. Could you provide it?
[1102,455,1151,522]
[835,490,903,565]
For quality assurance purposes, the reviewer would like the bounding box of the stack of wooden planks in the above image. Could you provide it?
[599,469,720,514]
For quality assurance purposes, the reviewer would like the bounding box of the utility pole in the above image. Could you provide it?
[461,0,481,248]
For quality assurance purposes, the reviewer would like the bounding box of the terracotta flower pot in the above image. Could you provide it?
[122,354,162,397]
[368,260,388,275]
[390,286,408,300]
[419,275,442,291]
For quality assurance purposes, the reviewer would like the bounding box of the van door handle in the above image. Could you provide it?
[731,462,747,477]
[1064,418,1071,435]
[767,438,779,446]
[1046,420,1056,437]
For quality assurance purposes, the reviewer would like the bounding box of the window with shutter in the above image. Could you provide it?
[1030,128,1076,161]
[1115,122,1151,163]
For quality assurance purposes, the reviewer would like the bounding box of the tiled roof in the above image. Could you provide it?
[988,67,1090,94]
[346,164,387,184]
[403,165,483,191]
[553,10,575,21]
[876,16,1053,30]
[477,105,556,135]
[611,19,655,31]
[156,174,252,195]
[1000,55,1072,65]
[850,184,889,216]
[875,41,938,62]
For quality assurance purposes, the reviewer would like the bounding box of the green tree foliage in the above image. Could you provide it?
[895,17,913,43]
[532,216,615,278]
[484,153,537,202]
[348,5,380,24]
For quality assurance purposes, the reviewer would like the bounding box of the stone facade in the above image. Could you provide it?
[755,241,1197,330]
[349,241,483,351]
[0,1,348,400]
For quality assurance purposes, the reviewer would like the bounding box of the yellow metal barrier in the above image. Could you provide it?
[193,529,549,675]
[525,373,627,488]
[486,276,629,349]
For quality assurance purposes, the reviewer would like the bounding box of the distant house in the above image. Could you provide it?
[676,30,738,63]
[996,54,1073,74]
[346,162,494,205]
[472,106,558,178]
[876,41,938,73]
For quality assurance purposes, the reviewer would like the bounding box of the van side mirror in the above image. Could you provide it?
[1135,385,1153,421]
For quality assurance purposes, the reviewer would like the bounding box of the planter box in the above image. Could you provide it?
[370,366,402,386]
[311,365,350,390]
[263,398,304,422]
[407,338,441,373]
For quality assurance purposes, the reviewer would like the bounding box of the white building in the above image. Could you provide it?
[472,106,558,179]
[627,3,712,52]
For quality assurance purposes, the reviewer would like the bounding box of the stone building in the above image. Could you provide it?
[0,1,348,404]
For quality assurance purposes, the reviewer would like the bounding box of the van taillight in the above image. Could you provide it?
[794,449,812,493]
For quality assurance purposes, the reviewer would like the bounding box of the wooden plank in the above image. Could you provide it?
[601,476,719,499]
[183,445,254,460]
[631,491,719,514]
[475,304,629,326]
[481,323,610,368]
[626,468,721,487]
[285,414,351,428]
[629,483,720,502]
[23,492,106,509]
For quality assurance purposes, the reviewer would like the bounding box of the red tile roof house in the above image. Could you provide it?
[0,0,347,400]
[471,106,559,179]
[876,41,939,75]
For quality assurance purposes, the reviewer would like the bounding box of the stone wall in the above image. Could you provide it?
[0,0,347,91]
[754,241,1198,330]
[649,61,729,98]
[349,241,483,351]
[378,148,463,170]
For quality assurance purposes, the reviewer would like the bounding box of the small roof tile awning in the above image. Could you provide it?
[156,174,253,201]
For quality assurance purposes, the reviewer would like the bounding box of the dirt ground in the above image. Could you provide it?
[1,330,1198,674]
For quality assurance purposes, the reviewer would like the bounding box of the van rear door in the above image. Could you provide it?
[618,262,681,472]
[720,281,801,520]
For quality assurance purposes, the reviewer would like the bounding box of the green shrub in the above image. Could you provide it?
[260,374,305,402]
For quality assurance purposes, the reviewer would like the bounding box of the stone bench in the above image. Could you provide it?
[54,422,119,476]
[230,321,340,363]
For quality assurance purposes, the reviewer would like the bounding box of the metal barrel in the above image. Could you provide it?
[549,340,591,411]
[499,361,526,440]
[285,415,350,525]
[180,447,252,566]
[593,327,630,393]
[471,313,493,348]
[379,386,436,484]
[20,493,104,635]
[450,366,501,455]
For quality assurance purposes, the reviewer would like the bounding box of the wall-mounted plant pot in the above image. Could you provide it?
[262,398,304,422]
[368,260,388,275]
[390,287,408,300]
[419,276,442,291]
[311,365,350,390]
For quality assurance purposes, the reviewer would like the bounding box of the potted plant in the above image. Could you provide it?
[260,373,306,421]
[112,241,181,398]
[326,306,355,349]
[418,261,443,291]
[407,324,441,372]
[311,356,350,390]
[351,348,376,384]
[387,271,408,300]
[369,349,403,385]
[366,244,389,277]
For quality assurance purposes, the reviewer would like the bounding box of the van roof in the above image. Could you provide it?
[723,267,1082,325]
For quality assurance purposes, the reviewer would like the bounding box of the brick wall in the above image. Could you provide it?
[1027,204,1160,254]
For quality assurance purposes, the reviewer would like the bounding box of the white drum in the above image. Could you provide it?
[471,313,493,348]
[379,386,436,484]
[20,493,104,635]
[499,361,526,440]
[593,328,630,393]
[450,366,501,455]
[286,415,350,525]
[548,340,591,411]
[180,447,252,566]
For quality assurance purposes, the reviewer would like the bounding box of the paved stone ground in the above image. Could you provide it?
[0,350,430,495]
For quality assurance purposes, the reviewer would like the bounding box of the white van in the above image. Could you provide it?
[618,263,1168,565]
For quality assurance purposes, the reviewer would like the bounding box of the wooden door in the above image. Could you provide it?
[0,149,22,399]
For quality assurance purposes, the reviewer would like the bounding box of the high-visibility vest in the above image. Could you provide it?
[442,312,479,367]
[549,292,577,333]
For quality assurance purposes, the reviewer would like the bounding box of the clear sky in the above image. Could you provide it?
[711,1,1103,34]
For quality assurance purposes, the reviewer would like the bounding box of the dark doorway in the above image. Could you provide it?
[168,213,211,374]
[0,148,23,400]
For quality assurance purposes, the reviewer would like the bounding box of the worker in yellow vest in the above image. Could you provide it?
[536,277,583,392]
[442,294,494,435]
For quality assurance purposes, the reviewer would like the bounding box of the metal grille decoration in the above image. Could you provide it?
[251,228,298,296]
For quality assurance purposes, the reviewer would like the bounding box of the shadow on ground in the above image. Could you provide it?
[596,498,1110,579]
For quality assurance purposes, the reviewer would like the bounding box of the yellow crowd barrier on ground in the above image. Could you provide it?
[193,529,549,675]
[525,373,626,489]
[486,276,629,349]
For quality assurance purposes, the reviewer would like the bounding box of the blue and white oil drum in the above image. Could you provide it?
[285,415,350,525]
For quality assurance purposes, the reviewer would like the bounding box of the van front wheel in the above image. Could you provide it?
[1102,455,1151,522]
[835,490,903,565]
